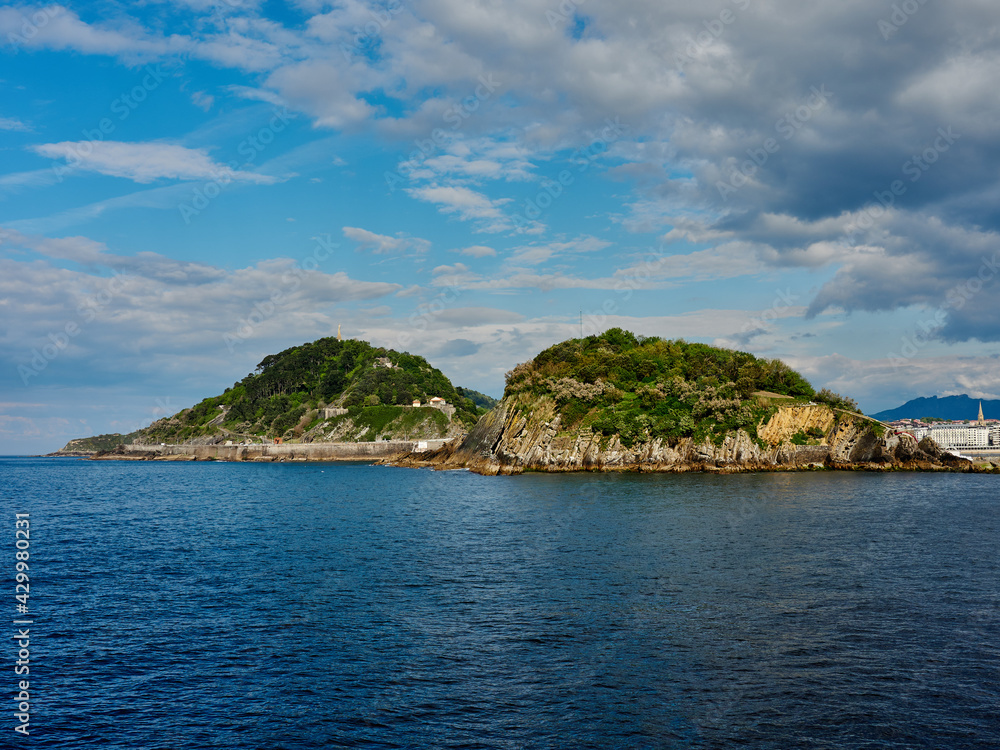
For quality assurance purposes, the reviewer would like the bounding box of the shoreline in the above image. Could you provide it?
[58,439,451,463]
[382,454,999,475]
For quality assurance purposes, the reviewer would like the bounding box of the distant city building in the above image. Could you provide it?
[925,424,989,448]
[895,401,997,450]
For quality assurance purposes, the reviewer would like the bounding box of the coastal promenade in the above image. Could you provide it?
[111,440,451,462]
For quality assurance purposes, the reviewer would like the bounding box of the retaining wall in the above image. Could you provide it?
[123,441,439,461]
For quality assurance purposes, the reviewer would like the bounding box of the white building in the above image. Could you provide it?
[911,402,997,450]
[926,424,989,449]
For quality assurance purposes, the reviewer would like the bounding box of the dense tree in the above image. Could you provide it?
[504,328,824,447]
[138,336,478,440]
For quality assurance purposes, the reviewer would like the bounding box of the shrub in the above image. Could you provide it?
[815,388,859,413]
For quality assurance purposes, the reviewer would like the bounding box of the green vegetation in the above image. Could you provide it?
[504,328,823,447]
[456,386,499,413]
[333,405,451,442]
[814,388,860,413]
[789,426,825,445]
[139,337,478,443]
[57,431,142,453]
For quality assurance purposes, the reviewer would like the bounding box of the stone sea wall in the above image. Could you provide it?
[91,440,450,462]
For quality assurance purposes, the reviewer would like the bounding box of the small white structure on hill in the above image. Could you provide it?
[427,396,455,418]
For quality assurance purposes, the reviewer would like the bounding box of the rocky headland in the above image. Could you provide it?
[387,398,976,474]
[385,330,987,475]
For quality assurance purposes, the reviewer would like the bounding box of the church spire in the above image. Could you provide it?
[337,324,342,342]
[978,400,985,426]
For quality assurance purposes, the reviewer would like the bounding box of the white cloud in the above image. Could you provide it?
[508,236,611,265]
[405,185,512,232]
[458,245,496,257]
[0,169,60,198]
[31,141,278,184]
[0,116,31,132]
[786,352,1000,414]
[896,51,1000,136]
[431,262,469,276]
[1,235,402,379]
[437,270,622,292]
[190,90,215,110]
[342,226,430,254]
[264,61,374,129]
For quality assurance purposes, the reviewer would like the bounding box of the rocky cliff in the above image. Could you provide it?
[388,396,975,474]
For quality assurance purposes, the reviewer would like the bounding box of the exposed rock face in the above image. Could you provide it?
[388,398,976,474]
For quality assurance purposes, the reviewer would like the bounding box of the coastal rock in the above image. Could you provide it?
[388,399,972,475]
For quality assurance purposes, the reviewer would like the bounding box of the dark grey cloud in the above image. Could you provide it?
[568,0,1000,342]
[436,338,481,357]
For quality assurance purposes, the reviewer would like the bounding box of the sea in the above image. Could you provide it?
[2,456,999,749]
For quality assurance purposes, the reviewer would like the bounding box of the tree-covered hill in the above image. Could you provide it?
[52,431,142,454]
[502,328,855,446]
[137,337,479,443]
[455,387,499,412]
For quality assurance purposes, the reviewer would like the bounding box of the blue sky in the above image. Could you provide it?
[2,0,1000,454]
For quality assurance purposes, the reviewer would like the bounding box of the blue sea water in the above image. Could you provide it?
[2,457,999,749]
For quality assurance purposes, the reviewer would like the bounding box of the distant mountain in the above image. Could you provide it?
[871,395,999,422]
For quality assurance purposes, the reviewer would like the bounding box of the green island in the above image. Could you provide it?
[53,329,993,472]
[136,337,481,445]
[503,328,857,449]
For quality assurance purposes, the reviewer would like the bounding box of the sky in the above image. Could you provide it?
[2,0,1000,454]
